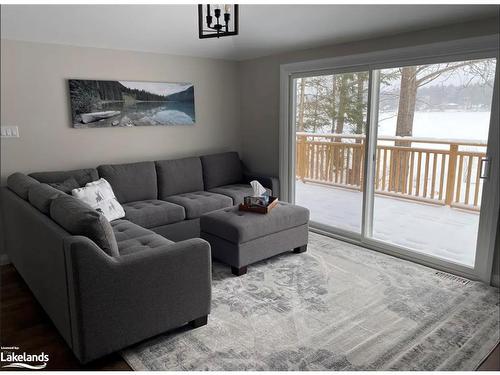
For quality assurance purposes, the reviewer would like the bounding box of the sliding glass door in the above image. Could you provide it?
[293,70,369,234]
[289,53,499,279]
[369,58,497,268]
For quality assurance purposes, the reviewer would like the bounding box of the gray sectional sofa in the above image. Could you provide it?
[1,152,278,363]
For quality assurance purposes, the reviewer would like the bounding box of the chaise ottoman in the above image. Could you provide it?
[200,202,310,276]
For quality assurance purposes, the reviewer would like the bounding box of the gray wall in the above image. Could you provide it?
[2,20,499,284]
[492,214,500,287]
[0,39,241,183]
[238,18,500,285]
[0,39,241,262]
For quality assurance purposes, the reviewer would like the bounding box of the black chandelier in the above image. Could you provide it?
[198,4,239,39]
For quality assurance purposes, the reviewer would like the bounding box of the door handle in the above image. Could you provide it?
[479,157,490,180]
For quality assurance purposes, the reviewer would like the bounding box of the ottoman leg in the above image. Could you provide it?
[293,245,307,253]
[231,266,248,276]
[189,315,208,328]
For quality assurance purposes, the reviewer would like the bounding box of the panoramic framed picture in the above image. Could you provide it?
[68,79,195,128]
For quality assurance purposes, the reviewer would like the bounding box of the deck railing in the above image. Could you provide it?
[296,132,487,211]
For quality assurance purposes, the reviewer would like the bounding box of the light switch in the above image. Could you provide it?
[1,126,20,138]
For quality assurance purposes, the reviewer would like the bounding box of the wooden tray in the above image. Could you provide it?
[239,196,278,214]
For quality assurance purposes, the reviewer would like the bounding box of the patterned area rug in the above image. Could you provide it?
[122,232,499,370]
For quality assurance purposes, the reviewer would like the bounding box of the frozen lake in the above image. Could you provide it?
[312,111,491,151]
[378,111,490,142]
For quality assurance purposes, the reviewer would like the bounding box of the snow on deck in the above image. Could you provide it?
[295,181,479,267]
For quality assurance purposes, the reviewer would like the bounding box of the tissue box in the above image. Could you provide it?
[243,196,269,207]
[239,196,278,214]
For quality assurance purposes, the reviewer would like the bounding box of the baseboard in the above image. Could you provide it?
[0,253,10,266]
[492,274,500,288]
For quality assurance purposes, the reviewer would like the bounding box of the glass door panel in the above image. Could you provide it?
[293,71,369,233]
[370,58,497,267]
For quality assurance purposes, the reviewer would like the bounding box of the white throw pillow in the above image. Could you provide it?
[72,178,125,221]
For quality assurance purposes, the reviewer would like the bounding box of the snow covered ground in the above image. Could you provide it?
[295,181,479,267]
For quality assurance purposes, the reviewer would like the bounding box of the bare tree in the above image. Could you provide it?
[395,61,474,146]
[392,61,489,192]
[335,74,350,136]
[297,78,306,132]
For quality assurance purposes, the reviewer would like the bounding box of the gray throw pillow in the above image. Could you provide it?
[48,177,80,194]
[50,195,119,257]
[28,183,64,214]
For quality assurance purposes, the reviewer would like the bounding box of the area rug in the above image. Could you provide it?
[122,232,499,370]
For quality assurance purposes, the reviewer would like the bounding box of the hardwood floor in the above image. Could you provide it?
[0,265,130,370]
[1,263,499,370]
[479,345,500,371]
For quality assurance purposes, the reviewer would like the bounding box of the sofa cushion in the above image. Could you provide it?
[7,173,40,200]
[200,202,310,244]
[122,200,185,229]
[155,157,204,198]
[29,168,98,187]
[164,191,232,219]
[50,195,119,257]
[200,152,243,189]
[209,184,272,205]
[48,177,80,194]
[97,161,157,204]
[111,219,174,255]
[72,178,125,221]
[28,183,64,214]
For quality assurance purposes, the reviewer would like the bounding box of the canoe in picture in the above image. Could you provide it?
[69,80,196,128]
[80,110,121,124]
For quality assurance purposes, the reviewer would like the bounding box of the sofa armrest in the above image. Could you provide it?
[64,236,211,363]
[243,171,280,197]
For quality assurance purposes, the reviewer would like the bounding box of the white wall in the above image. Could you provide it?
[0,39,241,183]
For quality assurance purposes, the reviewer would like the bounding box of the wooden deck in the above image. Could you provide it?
[296,133,487,212]
[295,181,479,267]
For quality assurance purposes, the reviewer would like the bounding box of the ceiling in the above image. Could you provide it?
[1,4,498,61]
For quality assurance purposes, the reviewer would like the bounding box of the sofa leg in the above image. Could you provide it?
[231,266,247,276]
[189,315,208,328]
[293,245,307,253]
